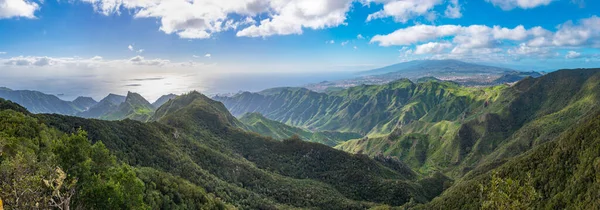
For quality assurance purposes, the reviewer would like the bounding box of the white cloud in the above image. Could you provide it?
[353,46,358,50]
[128,44,134,51]
[565,51,582,59]
[371,25,462,46]
[366,0,443,23]
[552,16,600,47]
[485,0,553,10]
[0,52,6,54]
[4,56,55,66]
[326,40,335,44]
[0,0,39,19]
[237,0,353,37]
[365,0,437,22]
[414,42,453,54]
[137,49,144,53]
[357,34,364,39]
[492,25,528,41]
[371,17,600,54]
[507,43,552,59]
[205,54,211,58]
[80,0,353,39]
[192,55,201,58]
[129,55,169,66]
[444,0,462,19]
[341,40,350,46]
[398,46,414,60]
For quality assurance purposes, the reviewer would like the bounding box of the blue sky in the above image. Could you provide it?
[0,0,599,100]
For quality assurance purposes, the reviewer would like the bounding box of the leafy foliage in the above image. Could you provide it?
[0,104,226,209]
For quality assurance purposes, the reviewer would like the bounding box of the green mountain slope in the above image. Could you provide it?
[152,93,177,108]
[30,91,451,209]
[217,69,600,180]
[101,92,156,121]
[240,112,362,146]
[77,92,154,121]
[0,98,229,209]
[216,79,503,136]
[337,69,600,177]
[0,87,84,114]
[78,93,126,119]
[415,108,600,209]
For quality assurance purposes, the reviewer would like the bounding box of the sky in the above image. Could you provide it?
[0,0,599,101]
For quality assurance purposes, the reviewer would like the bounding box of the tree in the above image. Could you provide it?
[481,172,538,210]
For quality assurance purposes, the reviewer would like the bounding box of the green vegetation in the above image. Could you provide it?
[0,100,227,209]
[216,79,505,136]
[152,94,177,109]
[78,92,155,121]
[0,91,450,209]
[3,68,600,209]
[416,108,600,209]
[240,112,361,146]
[101,92,156,121]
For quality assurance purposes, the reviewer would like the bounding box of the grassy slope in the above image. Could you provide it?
[239,112,362,146]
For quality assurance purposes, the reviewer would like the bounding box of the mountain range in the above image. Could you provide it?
[1,64,600,209]
[0,87,97,115]
[1,90,454,209]
[304,59,543,92]
[0,88,178,121]
[216,69,600,179]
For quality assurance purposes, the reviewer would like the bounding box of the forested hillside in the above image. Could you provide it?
[0,92,450,209]
[215,79,502,135]
[240,112,362,146]
[217,69,600,180]
[3,69,600,209]
[416,108,600,209]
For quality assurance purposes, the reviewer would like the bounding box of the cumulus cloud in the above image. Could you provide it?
[341,41,350,46]
[414,42,453,54]
[137,49,144,53]
[357,34,364,39]
[326,40,335,44]
[485,0,553,10]
[365,0,443,23]
[128,44,134,51]
[565,51,582,59]
[371,16,600,58]
[370,25,462,46]
[237,0,353,37]
[205,54,211,58]
[79,0,355,38]
[0,52,6,54]
[507,43,553,59]
[444,0,462,19]
[0,0,39,19]
[552,16,600,47]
